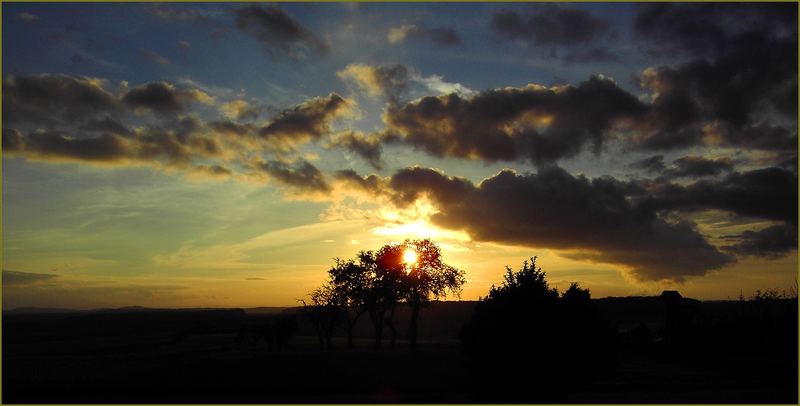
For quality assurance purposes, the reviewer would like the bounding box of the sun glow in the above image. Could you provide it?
[403,249,418,266]
[371,220,470,241]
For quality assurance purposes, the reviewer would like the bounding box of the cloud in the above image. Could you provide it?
[627,155,666,173]
[337,63,410,103]
[384,75,644,166]
[412,73,476,97]
[490,7,612,46]
[384,166,733,281]
[387,23,461,47]
[2,73,360,188]
[191,164,233,179]
[178,40,191,49]
[3,122,226,168]
[724,224,798,259]
[333,169,386,195]
[2,130,132,163]
[255,159,331,193]
[329,131,384,170]
[634,3,796,58]
[642,167,798,224]
[140,49,172,66]
[389,166,473,206]
[665,156,733,178]
[629,155,734,179]
[259,93,352,151]
[220,99,262,121]
[338,63,474,102]
[17,12,39,22]
[78,116,133,136]
[631,3,797,152]
[3,74,122,129]
[3,270,59,285]
[234,5,329,59]
[122,81,214,115]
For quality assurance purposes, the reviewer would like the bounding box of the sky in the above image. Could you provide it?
[2,2,798,309]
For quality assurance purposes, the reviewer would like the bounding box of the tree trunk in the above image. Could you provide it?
[374,317,383,349]
[347,310,364,350]
[385,306,397,350]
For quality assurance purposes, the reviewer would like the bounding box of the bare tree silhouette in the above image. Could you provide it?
[303,283,343,350]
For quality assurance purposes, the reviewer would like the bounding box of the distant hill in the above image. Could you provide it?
[4,307,81,315]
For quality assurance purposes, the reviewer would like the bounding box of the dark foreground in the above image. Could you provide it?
[3,299,797,403]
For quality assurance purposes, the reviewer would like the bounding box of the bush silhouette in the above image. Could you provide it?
[460,257,616,402]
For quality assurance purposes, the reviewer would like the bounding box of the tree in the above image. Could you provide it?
[399,239,466,350]
[326,254,373,349]
[460,257,616,402]
[303,283,343,351]
[311,239,465,350]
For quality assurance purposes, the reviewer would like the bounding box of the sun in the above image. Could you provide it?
[403,249,418,266]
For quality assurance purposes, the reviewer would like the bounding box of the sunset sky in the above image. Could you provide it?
[3,2,797,309]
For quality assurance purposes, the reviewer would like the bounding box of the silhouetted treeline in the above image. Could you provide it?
[460,257,616,402]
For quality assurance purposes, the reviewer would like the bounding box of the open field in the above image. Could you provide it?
[3,298,797,403]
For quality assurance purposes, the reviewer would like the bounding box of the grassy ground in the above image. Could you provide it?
[3,303,797,403]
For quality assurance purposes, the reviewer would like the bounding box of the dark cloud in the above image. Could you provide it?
[259,93,350,150]
[666,156,733,178]
[367,64,409,103]
[337,63,409,104]
[256,160,330,193]
[388,24,461,47]
[632,3,797,152]
[385,75,644,166]
[122,81,212,115]
[724,224,798,259]
[3,122,224,168]
[711,123,798,151]
[491,7,611,46]
[634,3,797,58]
[389,166,473,206]
[209,120,256,137]
[628,155,733,179]
[78,116,133,136]
[333,169,385,195]
[422,27,461,47]
[234,5,329,59]
[2,270,59,285]
[643,167,798,224]
[3,74,121,129]
[3,130,131,163]
[386,166,733,281]
[627,155,665,173]
[329,132,384,170]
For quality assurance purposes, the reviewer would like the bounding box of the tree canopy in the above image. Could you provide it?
[460,257,616,402]
[309,238,465,349]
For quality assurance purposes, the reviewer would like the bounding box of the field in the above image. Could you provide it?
[3,298,797,403]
